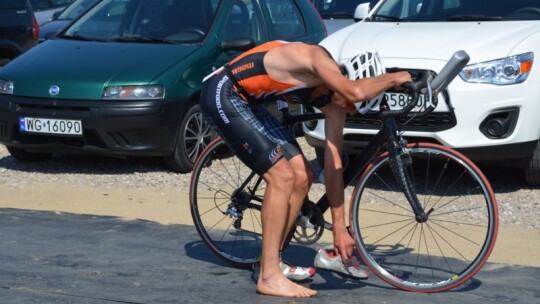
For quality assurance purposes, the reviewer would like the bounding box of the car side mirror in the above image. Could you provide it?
[354,3,371,22]
[221,38,255,52]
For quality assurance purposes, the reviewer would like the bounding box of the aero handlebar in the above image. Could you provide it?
[382,50,470,117]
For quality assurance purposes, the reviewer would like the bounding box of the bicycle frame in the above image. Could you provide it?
[281,103,428,218]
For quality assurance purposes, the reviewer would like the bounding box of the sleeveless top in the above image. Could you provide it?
[225,41,330,106]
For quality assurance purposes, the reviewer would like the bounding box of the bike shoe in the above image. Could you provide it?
[313,248,368,280]
[252,260,316,282]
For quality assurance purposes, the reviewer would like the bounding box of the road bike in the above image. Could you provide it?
[189,51,499,292]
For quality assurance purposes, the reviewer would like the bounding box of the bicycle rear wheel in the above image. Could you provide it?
[189,137,265,268]
[350,142,498,292]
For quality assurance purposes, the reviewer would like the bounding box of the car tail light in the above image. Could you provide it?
[32,16,39,41]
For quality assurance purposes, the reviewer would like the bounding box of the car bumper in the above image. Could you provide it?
[0,95,190,157]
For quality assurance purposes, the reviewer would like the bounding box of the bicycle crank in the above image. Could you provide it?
[292,200,325,244]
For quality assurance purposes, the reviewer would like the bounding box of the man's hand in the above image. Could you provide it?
[332,225,356,259]
[393,71,413,90]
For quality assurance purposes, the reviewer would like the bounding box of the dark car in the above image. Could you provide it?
[39,0,99,42]
[0,0,39,67]
[0,0,326,173]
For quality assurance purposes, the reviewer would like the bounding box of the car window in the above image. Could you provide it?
[372,0,540,21]
[64,0,220,42]
[29,0,72,10]
[262,0,307,40]
[0,0,28,9]
[224,0,264,43]
[65,0,127,38]
[57,0,98,20]
[312,0,378,18]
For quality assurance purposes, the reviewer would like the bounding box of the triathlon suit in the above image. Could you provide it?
[200,41,332,174]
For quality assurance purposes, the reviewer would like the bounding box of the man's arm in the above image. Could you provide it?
[320,101,356,259]
[307,45,412,105]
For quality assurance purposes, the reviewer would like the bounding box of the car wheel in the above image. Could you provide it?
[524,140,540,185]
[164,103,215,173]
[6,147,53,161]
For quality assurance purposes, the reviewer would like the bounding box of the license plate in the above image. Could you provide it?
[19,117,83,135]
[385,92,449,112]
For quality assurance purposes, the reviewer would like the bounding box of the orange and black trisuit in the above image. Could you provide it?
[200,41,333,174]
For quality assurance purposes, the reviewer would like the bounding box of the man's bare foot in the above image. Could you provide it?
[257,272,317,298]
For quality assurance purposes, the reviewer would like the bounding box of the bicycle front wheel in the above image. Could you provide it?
[189,138,265,268]
[350,142,498,292]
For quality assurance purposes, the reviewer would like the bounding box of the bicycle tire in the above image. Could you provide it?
[349,142,498,292]
[189,137,265,268]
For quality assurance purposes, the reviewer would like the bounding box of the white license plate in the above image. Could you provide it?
[385,92,449,112]
[19,117,83,135]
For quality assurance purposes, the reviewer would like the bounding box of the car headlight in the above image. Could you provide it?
[459,52,533,85]
[102,85,164,100]
[0,79,14,94]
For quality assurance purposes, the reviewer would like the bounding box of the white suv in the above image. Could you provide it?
[304,0,540,185]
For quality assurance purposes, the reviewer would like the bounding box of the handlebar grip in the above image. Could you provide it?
[430,50,470,94]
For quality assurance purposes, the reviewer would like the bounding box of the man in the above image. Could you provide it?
[200,41,411,298]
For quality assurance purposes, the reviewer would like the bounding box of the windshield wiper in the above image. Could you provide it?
[447,15,504,21]
[321,13,353,19]
[369,14,404,22]
[59,34,108,42]
[113,36,177,44]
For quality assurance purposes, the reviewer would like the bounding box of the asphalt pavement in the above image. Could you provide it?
[0,209,538,304]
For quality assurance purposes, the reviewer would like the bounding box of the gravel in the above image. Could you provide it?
[0,140,538,230]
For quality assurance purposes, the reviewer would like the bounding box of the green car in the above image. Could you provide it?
[0,0,326,172]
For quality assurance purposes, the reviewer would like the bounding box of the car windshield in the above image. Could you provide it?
[312,0,378,18]
[63,0,220,43]
[56,0,99,20]
[369,0,540,22]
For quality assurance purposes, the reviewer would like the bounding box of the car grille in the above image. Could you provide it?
[345,112,456,132]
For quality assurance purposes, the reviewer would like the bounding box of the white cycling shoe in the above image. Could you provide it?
[252,260,316,282]
[314,248,369,280]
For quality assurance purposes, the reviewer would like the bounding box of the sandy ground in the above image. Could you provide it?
[0,184,538,268]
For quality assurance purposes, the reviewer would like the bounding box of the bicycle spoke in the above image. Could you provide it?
[362,217,416,230]
[425,222,455,273]
[429,220,482,247]
[429,217,487,228]
[421,225,435,280]
[359,207,415,218]
[368,219,417,246]
[396,223,419,274]
[364,188,413,214]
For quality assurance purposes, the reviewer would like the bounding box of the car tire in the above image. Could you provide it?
[6,147,53,161]
[164,103,215,173]
[524,140,540,186]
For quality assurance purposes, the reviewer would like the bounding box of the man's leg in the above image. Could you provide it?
[257,158,317,298]
[281,154,315,247]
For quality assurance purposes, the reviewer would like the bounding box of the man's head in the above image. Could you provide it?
[341,51,386,111]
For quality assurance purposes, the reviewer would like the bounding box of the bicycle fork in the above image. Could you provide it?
[385,117,431,223]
